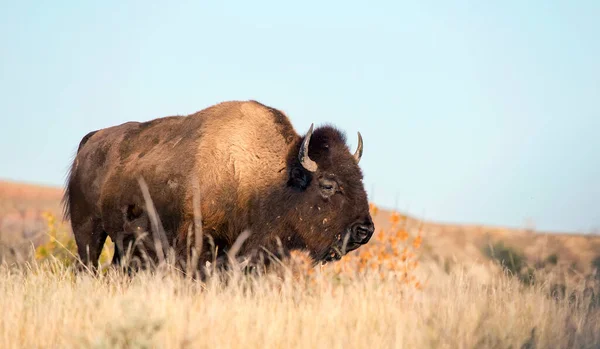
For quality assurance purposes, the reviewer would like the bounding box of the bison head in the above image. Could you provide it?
[286,124,374,264]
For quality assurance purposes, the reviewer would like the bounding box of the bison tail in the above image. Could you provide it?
[61,159,76,222]
[61,130,98,222]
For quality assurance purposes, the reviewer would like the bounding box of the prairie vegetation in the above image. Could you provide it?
[1,256,599,349]
[1,180,600,348]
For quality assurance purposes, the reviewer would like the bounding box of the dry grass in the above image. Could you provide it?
[0,204,598,348]
[1,259,599,349]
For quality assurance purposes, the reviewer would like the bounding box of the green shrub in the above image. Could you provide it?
[592,255,600,280]
[484,241,526,276]
[545,253,559,266]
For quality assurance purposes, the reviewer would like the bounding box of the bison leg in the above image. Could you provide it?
[111,243,122,266]
[72,218,108,271]
[110,231,162,272]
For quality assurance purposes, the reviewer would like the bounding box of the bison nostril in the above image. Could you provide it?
[352,224,374,243]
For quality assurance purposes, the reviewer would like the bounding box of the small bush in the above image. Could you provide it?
[484,241,527,276]
[519,267,536,286]
[592,255,600,280]
[545,253,559,266]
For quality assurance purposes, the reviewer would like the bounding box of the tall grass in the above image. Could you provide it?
[1,259,599,348]
[1,205,598,348]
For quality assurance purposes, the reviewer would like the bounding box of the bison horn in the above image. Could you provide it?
[354,132,363,163]
[299,123,318,172]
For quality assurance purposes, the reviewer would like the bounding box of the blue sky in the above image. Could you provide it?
[1,1,598,232]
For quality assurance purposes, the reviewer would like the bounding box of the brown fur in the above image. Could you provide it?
[63,100,374,271]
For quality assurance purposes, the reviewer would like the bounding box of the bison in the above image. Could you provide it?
[63,100,374,272]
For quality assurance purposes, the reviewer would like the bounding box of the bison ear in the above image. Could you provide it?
[288,166,311,191]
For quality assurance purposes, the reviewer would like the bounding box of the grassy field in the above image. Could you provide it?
[1,258,599,348]
[1,180,600,348]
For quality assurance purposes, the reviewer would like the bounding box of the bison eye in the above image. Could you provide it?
[319,179,338,198]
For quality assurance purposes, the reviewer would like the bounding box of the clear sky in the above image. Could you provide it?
[1,1,598,233]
